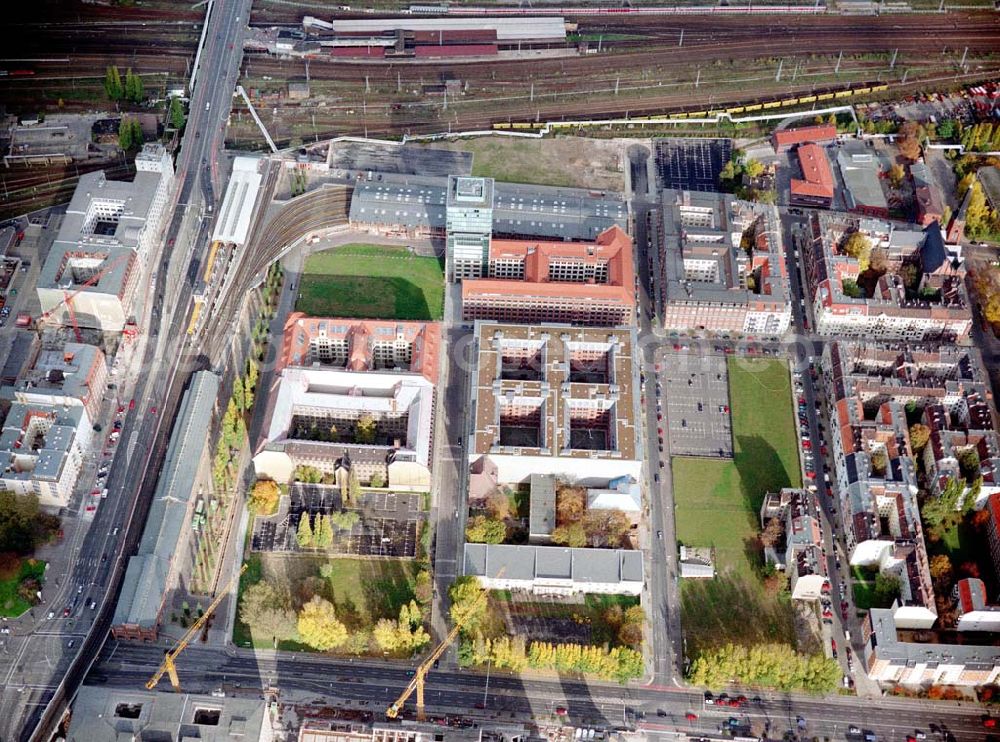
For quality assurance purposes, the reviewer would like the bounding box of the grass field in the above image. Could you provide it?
[674,358,802,654]
[296,244,444,320]
[0,559,46,618]
[233,553,419,650]
[421,137,624,192]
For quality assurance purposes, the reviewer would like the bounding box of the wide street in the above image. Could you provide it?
[90,641,989,742]
[9,1,254,740]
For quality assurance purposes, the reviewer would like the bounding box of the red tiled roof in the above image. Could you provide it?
[988,492,1000,529]
[790,143,835,200]
[773,124,838,149]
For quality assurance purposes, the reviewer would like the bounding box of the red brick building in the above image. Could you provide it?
[772,124,838,153]
[461,225,635,326]
[789,143,834,209]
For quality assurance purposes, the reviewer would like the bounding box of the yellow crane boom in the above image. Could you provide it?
[147,563,247,691]
[387,570,500,721]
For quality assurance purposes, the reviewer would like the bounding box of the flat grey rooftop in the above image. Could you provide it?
[329,141,473,177]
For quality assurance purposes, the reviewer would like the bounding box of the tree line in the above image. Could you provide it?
[688,642,841,693]
[104,66,145,104]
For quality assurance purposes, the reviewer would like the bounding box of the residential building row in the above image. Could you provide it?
[805,211,971,341]
[0,339,109,508]
[760,488,828,601]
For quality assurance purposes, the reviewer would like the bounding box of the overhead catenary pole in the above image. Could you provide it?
[695,69,700,89]
[678,29,683,47]
[902,68,909,84]
[835,50,843,74]
[615,76,620,95]
[890,48,898,69]
[776,59,783,82]
[960,46,968,68]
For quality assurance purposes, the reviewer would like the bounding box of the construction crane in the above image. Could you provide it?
[146,564,247,691]
[387,570,501,722]
[37,251,133,342]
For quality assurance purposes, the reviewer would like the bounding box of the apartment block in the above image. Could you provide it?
[461,225,635,326]
[823,342,937,628]
[657,189,791,336]
[2,341,107,421]
[0,401,92,509]
[953,578,1000,633]
[760,488,828,600]
[863,608,1000,688]
[467,322,641,485]
[805,212,971,341]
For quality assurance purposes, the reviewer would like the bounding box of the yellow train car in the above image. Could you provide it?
[744,103,763,112]
[781,98,799,108]
[187,299,203,336]
[512,122,538,130]
[672,112,689,120]
[799,95,817,104]
[492,122,511,130]
[871,84,889,93]
[834,89,854,99]
[687,111,707,118]
[726,105,746,114]
[763,100,782,110]
[203,241,221,285]
[816,93,834,101]
[854,86,872,95]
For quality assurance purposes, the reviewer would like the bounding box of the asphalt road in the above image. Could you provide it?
[90,641,993,742]
[8,2,254,739]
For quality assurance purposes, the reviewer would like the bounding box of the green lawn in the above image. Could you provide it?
[233,553,419,651]
[674,358,802,654]
[0,559,46,618]
[296,244,444,320]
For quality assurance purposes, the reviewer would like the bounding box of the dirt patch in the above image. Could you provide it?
[419,136,625,191]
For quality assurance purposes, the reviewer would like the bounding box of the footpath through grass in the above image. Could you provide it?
[296,244,444,320]
[674,357,802,655]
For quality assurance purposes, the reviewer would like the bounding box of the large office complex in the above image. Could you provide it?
[461,225,635,326]
[657,189,791,335]
[467,322,641,485]
[36,142,173,332]
[446,175,495,281]
[254,317,441,490]
[805,212,971,341]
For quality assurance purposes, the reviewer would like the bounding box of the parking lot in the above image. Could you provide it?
[660,351,733,458]
[654,137,733,192]
[250,485,422,558]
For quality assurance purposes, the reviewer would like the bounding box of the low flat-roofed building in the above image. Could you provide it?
[789,143,834,209]
[464,542,643,596]
[212,156,264,247]
[3,341,106,421]
[112,371,219,640]
[587,475,641,518]
[863,608,1000,688]
[0,400,92,509]
[658,189,791,336]
[468,322,640,485]
[528,472,556,543]
[300,720,527,742]
[0,331,40,385]
[678,545,715,579]
[348,172,626,244]
[836,141,889,218]
[325,17,567,42]
[772,123,838,153]
[66,685,272,742]
[462,225,634,326]
[806,212,970,341]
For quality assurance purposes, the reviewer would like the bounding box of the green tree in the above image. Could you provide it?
[745,158,765,179]
[329,510,359,532]
[297,596,348,650]
[0,491,60,555]
[888,163,906,188]
[922,477,972,540]
[355,414,377,444]
[929,554,954,592]
[873,572,901,607]
[312,513,333,549]
[957,446,981,482]
[909,423,931,454]
[296,513,313,548]
[369,470,385,488]
[348,470,361,503]
[618,605,644,648]
[169,96,185,130]
[897,120,923,161]
[465,515,506,544]
[233,376,246,413]
[449,576,487,633]
[842,231,872,261]
[373,617,402,651]
[414,569,433,605]
[124,68,144,104]
[551,521,587,548]
[118,117,135,150]
[104,65,122,101]
[248,479,281,515]
[688,643,840,692]
[239,581,296,643]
